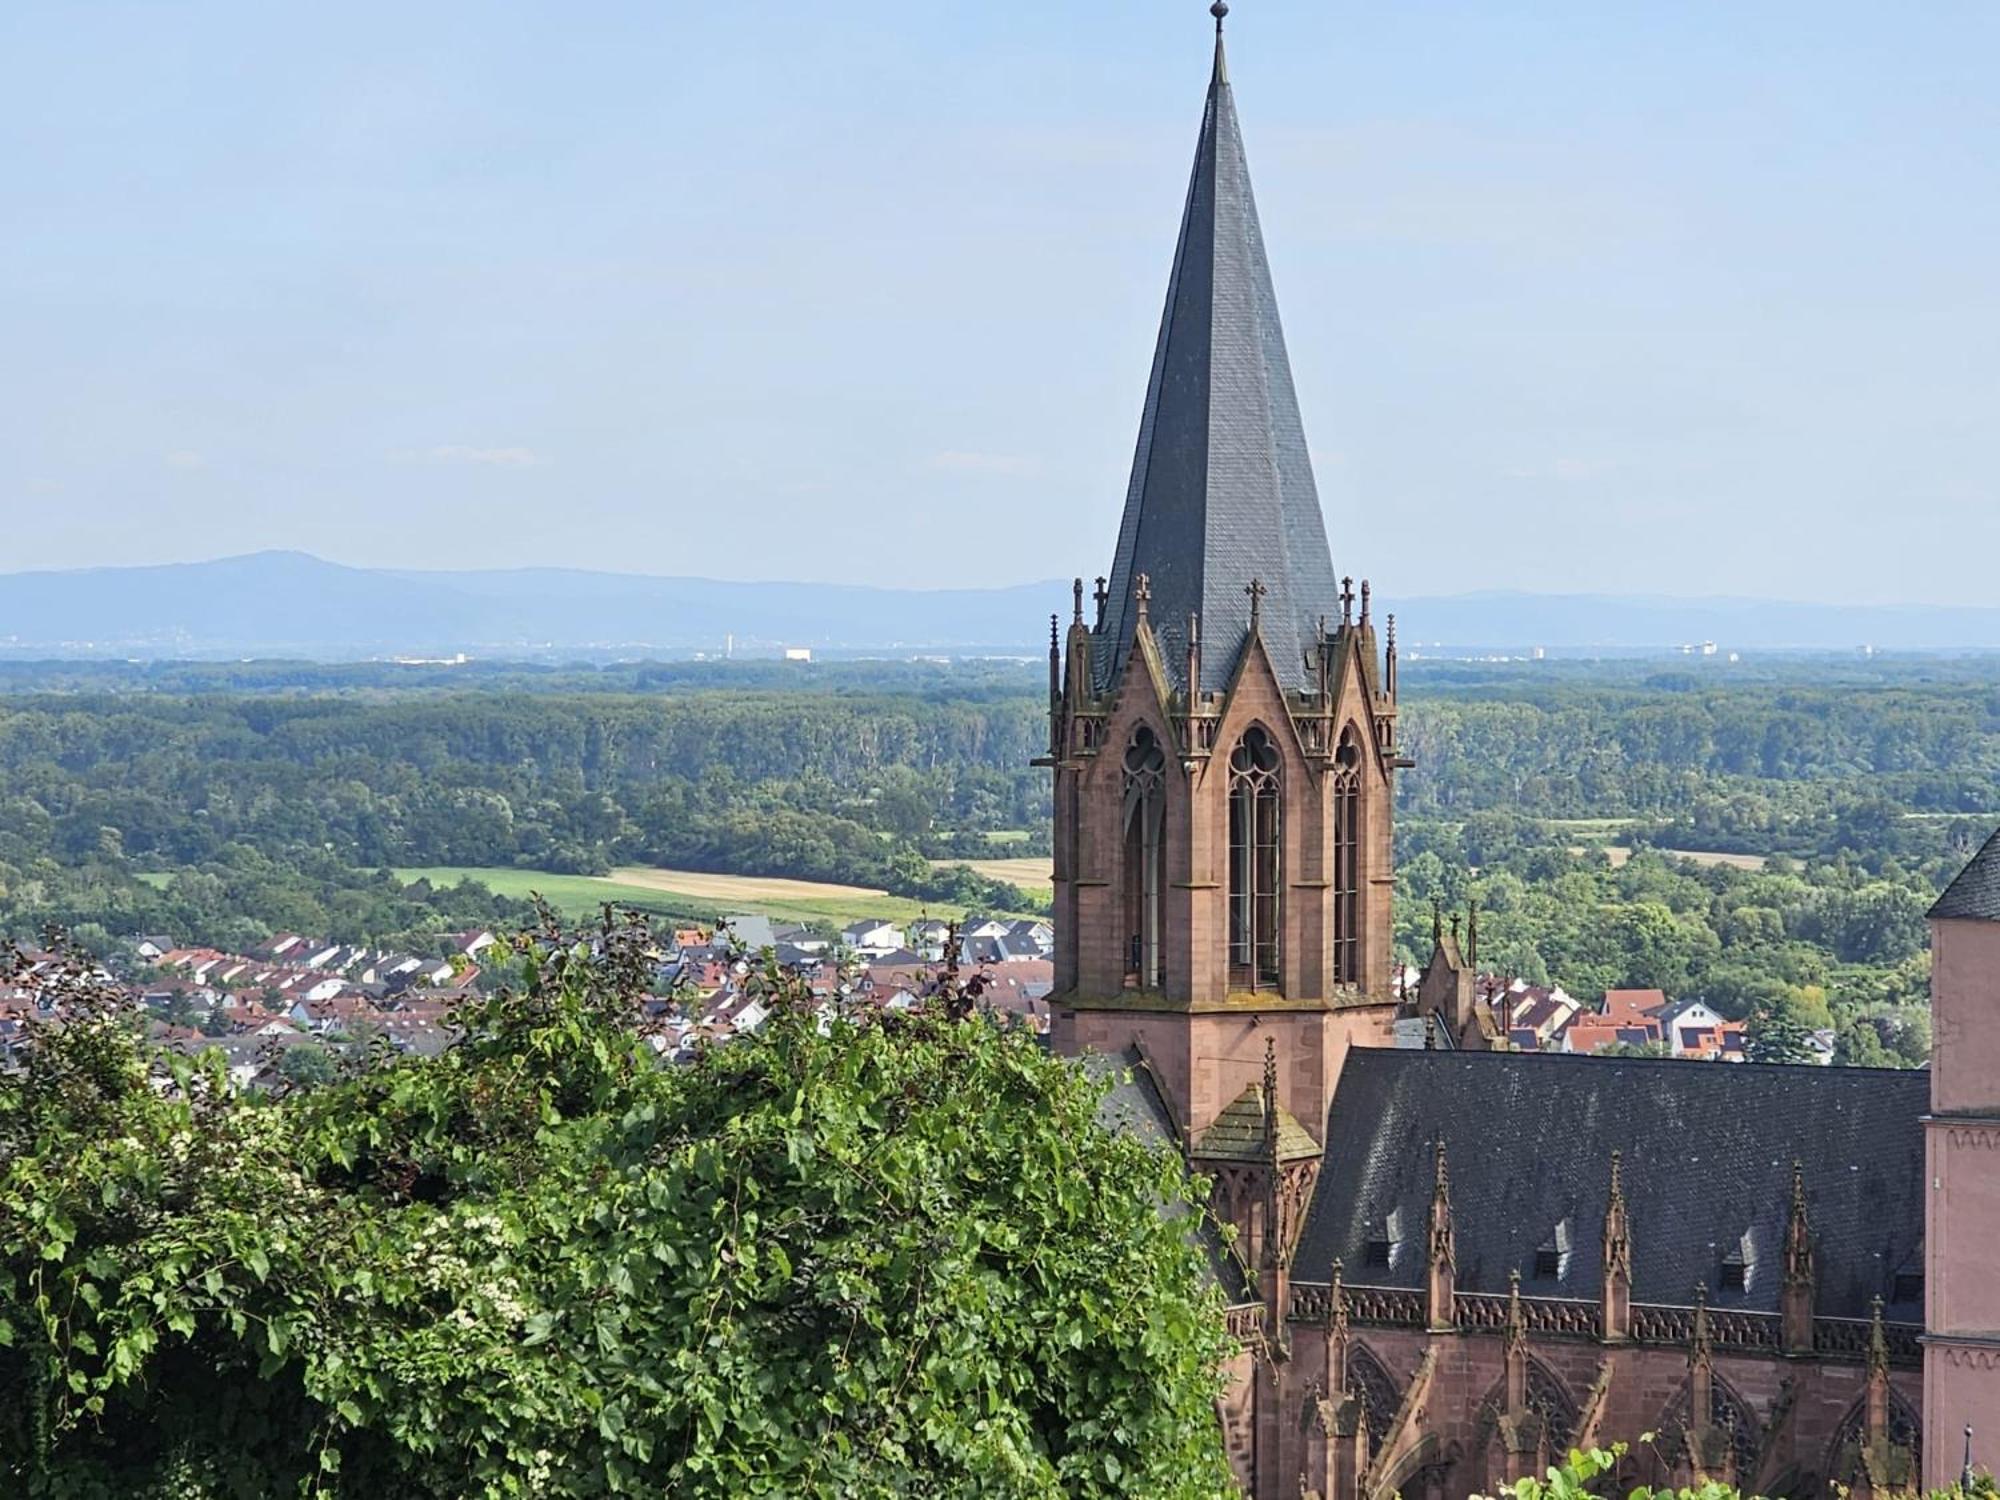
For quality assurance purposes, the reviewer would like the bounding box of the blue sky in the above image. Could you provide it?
[4,1,1998,603]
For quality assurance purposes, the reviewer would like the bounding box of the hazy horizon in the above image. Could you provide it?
[6,2,1998,605]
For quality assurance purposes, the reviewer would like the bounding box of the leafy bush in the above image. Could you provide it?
[1475,1440,1996,1500]
[0,924,1232,1498]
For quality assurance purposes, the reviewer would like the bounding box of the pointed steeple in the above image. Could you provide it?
[1096,9,1339,697]
[1781,1159,1816,1353]
[1602,1150,1632,1343]
[1427,1140,1456,1330]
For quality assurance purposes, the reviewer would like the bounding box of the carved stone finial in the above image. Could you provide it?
[1423,1013,1437,1051]
[1867,1294,1890,1379]
[1262,1036,1280,1157]
[1360,579,1371,625]
[1049,613,1059,651]
[1072,578,1084,625]
[1244,576,1266,624]
[1133,573,1151,625]
[1427,1139,1456,1329]
[1092,575,1108,628]
[1340,576,1355,623]
[1783,1158,1815,1287]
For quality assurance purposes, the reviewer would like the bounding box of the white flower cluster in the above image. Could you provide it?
[409,1211,534,1331]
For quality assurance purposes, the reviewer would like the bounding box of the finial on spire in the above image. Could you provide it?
[1244,576,1266,624]
[1092,575,1108,629]
[1211,0,1228,34]
[1133,573,1152,625]
[1360,579,1371,625]
[1071,579,1084,625]
[1868,1293,1889,1375]
[1049,613,1059,651]
[1340,576,1355,625]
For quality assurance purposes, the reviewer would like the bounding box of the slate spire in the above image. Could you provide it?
[1095,9,1339,697]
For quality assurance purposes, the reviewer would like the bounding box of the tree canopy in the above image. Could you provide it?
[0,924,1235,1498]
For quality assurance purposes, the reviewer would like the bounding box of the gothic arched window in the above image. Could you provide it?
[1333,726,1362,984]
[1122,726,1167,989]
[1228,725,1281,988]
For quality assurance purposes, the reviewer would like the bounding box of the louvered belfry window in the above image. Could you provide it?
[1333,727,1361,984]
[1228,726,1282,988]
[1122,726,1167,990]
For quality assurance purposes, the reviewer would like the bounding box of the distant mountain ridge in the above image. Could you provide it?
[1,552,1996,659]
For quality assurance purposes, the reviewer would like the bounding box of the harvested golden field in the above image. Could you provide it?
[606,866,894,905]
[933,856,1054,889]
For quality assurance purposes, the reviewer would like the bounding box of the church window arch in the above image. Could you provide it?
[1333,724,1362,984]
[1228,725,1282,988]
[1122,726,1167,989]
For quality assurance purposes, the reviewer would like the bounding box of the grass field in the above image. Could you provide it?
[394,866,980,929]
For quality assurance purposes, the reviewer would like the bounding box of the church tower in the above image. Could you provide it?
[1923,824,2000,1488]
[1045,5,1404,1149]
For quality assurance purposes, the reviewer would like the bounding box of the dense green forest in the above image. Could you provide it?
[0,654,1993,1064]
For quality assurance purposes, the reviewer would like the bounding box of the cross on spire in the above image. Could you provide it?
[1340,576,1356,624]
[1244,576,1266,623]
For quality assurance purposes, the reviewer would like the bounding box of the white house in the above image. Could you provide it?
[1659,999,1730,1057]
[840,920,907,957]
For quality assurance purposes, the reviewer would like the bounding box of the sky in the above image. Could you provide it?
[4,1,1999,605]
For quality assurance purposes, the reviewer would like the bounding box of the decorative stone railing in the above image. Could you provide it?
[1287,1282,1423,1329]
[1455,1290,1602,1341]
[1285,1283,1919,1368]
[1225,1303,1265,1340]
[1814,1314,1921,1367]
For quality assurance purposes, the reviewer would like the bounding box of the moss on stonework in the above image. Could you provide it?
[1193,1083,1320,1163]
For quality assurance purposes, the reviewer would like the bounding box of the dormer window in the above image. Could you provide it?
[1719,1230,1756,1293]
[1364,1207,1405,1269]
[1534,1218,1572,1282]
[1888,1240,1924,1305]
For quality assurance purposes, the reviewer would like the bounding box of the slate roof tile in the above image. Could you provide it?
[1093,34,1338,697]
[1931,824,2000,922]
[1294,1049,1925,1319]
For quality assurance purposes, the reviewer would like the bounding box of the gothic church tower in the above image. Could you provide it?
[1045,7,1403,1150]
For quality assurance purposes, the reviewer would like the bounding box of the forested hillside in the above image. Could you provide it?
[0,655,1993,1065]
